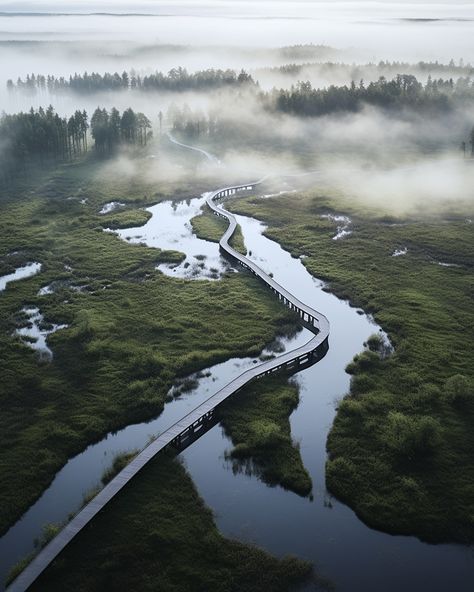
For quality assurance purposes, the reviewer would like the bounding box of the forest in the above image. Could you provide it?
[266,59,474,81]
[267,74,474,116]
[89,107,152,153]
[165,75,474,138]
[0,106,151,184]
[0,107,87,185]
[4,71,474,185]
[167,74,474,153]
[6,67,256,94]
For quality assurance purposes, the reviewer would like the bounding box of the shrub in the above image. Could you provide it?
[345,350,380,375]
[383,412,441,458]
[366,333,384,353]
[337,398,364,417]
[417,383,441,402]
[129,351,166,379]
[444,374,473,406]
[399,476,425,501]
[34,523,61,549]
[101,450,137,486]
[345,359,358,375]
[398,371,423,390]
[250,420,284,448]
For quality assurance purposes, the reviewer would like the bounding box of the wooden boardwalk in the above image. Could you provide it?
[7,176,329,592]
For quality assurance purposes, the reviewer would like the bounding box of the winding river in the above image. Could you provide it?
[2,148,473,590]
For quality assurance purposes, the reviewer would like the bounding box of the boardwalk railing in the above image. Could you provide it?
[7,164,329,592]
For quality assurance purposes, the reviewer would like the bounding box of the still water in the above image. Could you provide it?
[0,263,41,293]
[112,195,232,279]
[182,210,474,591]
[0,194,472,590]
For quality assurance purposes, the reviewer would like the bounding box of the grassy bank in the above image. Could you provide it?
[28,454,318,592]
[218,375,312,496]
[192,200,311,495]
[228,189,474,543]
[0,153,298,536]
[191,203,247,254]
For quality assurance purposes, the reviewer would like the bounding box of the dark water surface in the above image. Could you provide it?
[182,210,474,592]
[1,197,472,590]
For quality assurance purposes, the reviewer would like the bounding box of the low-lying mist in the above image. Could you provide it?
[94,86,474,218]
[1,1,474,100]
[2,3,473,217]
[322,157,474,215]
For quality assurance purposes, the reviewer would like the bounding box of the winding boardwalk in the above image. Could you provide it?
[7,150,329,592]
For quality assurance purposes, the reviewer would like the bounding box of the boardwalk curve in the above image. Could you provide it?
[7,147,329,592]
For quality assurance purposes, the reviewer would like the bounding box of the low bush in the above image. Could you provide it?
[383,412,441,458]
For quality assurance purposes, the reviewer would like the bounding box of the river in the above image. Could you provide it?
[1,189,472,591]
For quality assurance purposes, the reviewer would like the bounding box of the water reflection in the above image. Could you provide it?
[0,263,41,292]
[181,205,474,592]
[0,302,307,587]
[111,196,233,280]
[14,306,68,360]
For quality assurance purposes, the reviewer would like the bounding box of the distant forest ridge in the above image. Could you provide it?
[169,75,474,135]
[7,68,256,94]
[0,12,160,17]
[0,42,338,59]
[267,74,474,116]
[7,59,474,96]
[263,59,474,78]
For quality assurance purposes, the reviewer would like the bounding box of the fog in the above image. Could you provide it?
[1,2,474,108]
[255,59,474,92]
[1,1,473,215]
[89,82,474,216]
[1,2,474,72]
[1,11,473,61]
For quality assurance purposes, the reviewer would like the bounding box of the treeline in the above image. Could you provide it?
[269,59,474,79]
[7,67,255,94]
[90,107,152,153]
[0,106,153,185]
[168,105,217,138]
[0,107,88,185]
[169,74,474,141]
[267,75,474,116]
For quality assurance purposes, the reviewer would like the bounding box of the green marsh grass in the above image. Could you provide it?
[0,155,297,536]
[229,188,474,543]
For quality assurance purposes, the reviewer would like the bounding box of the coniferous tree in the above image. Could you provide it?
[89,107,152,153]
[8,68,256,95]
[0,106,89,185]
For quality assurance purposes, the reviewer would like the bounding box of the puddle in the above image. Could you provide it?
[392,247,408,257]
[99,202,125,215]
[0,263,42,292]
[14,307,68,360]
[321,214,352,240]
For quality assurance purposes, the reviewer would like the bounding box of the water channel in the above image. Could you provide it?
[1,190,472,591]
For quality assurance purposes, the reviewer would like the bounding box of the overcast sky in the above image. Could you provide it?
[1,1,473,12]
